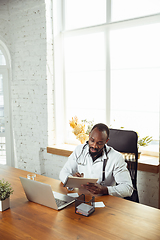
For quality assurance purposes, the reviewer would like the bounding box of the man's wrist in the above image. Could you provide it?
[102,186,108,195]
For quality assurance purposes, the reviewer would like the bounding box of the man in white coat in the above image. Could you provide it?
[59,123,133,198]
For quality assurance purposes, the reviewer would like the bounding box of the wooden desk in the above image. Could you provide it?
[0,165,160,240]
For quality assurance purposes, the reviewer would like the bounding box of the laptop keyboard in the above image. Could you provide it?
[55,198,67,207]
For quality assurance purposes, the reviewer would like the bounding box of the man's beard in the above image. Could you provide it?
[89,147,103,158]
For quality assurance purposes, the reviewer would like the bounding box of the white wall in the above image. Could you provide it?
[137,171,159,208]
[0,0,159,209]
[0,0,54,173]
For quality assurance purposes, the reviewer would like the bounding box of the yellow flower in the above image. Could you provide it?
[69,116,93,144]
[76,132,89,144]
[73,123,85,135]
[69,116,78,129]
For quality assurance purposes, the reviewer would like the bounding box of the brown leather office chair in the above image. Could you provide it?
[107,128,139,203]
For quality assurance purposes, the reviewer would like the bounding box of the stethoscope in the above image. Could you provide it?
[76,141,111,185]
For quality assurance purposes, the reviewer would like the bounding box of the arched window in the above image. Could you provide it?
[0,50,6,65]
[0,44,13,166]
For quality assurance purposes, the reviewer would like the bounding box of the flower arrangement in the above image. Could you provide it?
[138,135,153,149]
[69,116,94,144]
[0,179,14,201]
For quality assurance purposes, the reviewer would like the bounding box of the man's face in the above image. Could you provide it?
[88,127,109,156]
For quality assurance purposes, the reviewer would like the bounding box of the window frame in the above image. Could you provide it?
[53,0,160,156]
[0,42,13,166]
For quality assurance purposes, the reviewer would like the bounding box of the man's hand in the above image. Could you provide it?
[82,183,108,195]
[73,172,84,177]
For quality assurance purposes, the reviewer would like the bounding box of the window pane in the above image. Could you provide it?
[0,74,6,165]
[0,137,6,165]
[0,50,6,65]
[64,33,106,143]
[110,23,160,140]
[65,0,106,30]
[112,0,160,22]
[0,74,5,133]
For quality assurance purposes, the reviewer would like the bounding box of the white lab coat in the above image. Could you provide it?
[59,143,133,198]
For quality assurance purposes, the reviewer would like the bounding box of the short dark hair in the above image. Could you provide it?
[91,123,109,139]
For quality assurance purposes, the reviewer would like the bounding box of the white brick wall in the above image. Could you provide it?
[0,0,159,209]
[137,171,159,208]
[40,150,68,180]
[9,0,48,173]
[0,0,54,174]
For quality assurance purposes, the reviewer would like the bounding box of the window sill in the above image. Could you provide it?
[47,145,160,174]
[138,154,159,173]
[47,144,76,157]
[139,146,159,157]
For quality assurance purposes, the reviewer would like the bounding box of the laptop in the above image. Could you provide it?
[19,177,75,210]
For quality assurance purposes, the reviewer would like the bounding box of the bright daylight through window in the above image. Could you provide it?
[54,0,160,154]
[0,50,6,164]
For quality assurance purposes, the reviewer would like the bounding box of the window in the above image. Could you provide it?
[0,73,6,164]
[64,0,106,30]
[112,0,160,22]
[110,24,160,140]
[53,0,160,152]
[0,50,6,65]
[0,46,12,165]
[64,32,106,143]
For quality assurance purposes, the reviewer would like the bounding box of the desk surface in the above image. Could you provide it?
[0,165,160,240]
